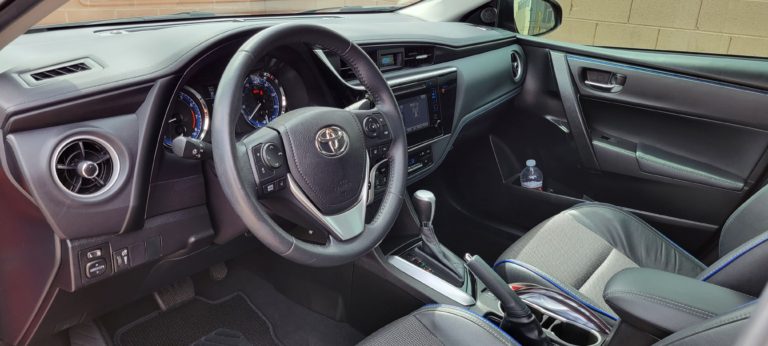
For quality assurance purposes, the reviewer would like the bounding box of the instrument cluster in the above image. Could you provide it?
[162,56,305,149]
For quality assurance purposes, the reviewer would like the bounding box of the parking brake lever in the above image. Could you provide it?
[465,254,549,346]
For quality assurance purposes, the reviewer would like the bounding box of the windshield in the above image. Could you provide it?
[36,0,421,28]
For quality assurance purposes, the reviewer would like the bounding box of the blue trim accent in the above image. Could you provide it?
[701,236,768,281]
[567,55,768,96]
[494,259,618,321]
[420,304,521,346]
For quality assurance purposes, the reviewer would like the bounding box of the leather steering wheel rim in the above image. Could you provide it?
[211,23,407,267]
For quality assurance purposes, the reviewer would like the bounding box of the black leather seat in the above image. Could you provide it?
[358,305,519,346]
[494,187,768,321]
[360,303,756,345]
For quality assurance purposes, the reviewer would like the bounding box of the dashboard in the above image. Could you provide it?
[0,13,524,345]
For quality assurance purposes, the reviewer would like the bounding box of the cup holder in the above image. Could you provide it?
[525,304,603,346]
[490,301,605,345]
[549,320,601,346]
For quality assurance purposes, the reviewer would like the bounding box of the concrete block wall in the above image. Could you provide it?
[546,0,768,58]
[38,0,404,25]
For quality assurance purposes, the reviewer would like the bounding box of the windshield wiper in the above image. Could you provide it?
[28,11,218,32]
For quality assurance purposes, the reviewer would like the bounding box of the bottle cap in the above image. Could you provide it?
[526,159,536,167]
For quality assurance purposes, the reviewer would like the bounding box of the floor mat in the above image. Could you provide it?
[194,262,365,346]
[114,293,281,346]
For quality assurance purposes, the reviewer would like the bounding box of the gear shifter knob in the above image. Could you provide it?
[413,190,436,226]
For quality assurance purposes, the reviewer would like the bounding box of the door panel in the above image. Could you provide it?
[567,55,768,131]
[478,40,768,256]
[583,98,768,190]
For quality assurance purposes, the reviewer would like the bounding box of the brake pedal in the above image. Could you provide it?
[153,277,194,311]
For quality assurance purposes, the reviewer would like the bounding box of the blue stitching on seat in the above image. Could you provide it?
[700,236,768,281]
[722,300,758,315]
[493,259,618,321]
[420,304,521,345]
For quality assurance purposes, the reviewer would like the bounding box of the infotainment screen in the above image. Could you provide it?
[399,94,430,133]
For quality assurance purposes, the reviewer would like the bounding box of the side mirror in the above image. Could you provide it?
[498,0,562,36]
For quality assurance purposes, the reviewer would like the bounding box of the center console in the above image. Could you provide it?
[370,71,457,192]
[383,188,616,345]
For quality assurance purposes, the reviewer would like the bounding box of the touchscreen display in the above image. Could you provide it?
[399,94,430,133]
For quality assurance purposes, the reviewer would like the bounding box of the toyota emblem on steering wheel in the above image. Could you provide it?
[315,126,349,157]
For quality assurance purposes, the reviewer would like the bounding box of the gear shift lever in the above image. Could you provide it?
[413,190,436,227]
[413,190,466,283]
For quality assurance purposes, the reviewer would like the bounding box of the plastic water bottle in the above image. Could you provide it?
[520,159,543,191]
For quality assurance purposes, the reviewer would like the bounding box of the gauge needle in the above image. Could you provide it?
[249,103,262,120]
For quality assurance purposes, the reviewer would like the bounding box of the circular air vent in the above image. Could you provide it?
[511,51,523,82]
[52,136,118,197]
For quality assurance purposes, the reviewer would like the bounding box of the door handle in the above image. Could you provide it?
[584,80,619,90]
[583,70,626,93]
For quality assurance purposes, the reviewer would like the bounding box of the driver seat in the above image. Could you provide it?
[359,303,756,345]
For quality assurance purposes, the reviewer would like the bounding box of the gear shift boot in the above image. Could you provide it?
[411,190,466,285]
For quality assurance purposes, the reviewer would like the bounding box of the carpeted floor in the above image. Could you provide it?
[114,293,280,346]
[193,264,365,346]
[104,261,365,346]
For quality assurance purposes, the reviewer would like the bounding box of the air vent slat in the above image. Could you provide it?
[29,62,92,82]
[53,138,116,197]
[321,46,434,82]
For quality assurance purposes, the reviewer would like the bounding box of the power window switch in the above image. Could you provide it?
[85,259,107,278]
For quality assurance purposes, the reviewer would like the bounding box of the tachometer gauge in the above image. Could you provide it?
[242,72,286,128]
[163,86,210,147]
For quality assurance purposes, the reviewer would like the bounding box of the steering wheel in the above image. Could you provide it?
[211,23,407,267]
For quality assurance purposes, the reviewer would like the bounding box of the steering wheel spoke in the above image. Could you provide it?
[283,154,371,241]
[239,128,289,198]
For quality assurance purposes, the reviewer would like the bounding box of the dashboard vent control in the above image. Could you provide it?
[511,51,523,81]
[30,62,91,81]
[53,138,117,196]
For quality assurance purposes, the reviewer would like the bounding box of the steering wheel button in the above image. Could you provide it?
[257,165,274,179]
[261,143,283,169]
[363,116,381,137]
[263,181,278,194]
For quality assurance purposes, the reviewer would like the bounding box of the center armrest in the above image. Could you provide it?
[603,268,754,337]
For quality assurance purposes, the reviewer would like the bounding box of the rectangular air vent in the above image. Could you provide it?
[30,62,91,81]
[319,46,434,82]
[21,59,100,86]
[403,46,434,68]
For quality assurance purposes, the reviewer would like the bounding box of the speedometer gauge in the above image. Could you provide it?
[241,72,286,128]
[163,86,209,147]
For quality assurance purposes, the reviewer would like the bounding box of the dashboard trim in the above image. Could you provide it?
[387,255,476,306]
[313,49,457,91]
